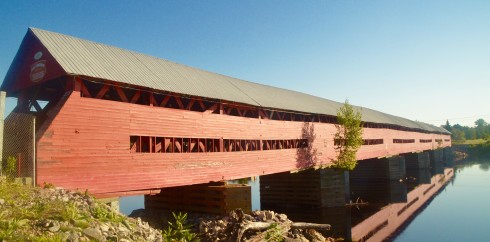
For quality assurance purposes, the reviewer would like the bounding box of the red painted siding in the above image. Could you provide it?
[36,91,451,197]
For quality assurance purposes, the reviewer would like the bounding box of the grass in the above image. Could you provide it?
[452,139,487,145]
[0,178,137,241]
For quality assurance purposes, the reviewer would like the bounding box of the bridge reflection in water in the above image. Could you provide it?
[260,158,454,241]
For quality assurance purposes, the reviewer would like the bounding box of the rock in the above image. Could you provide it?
[106,236,118,242]
[66,231,80,242]
[305,229,326,242]
[83,227,106,242]
[276,213,288,222]
[0,198,5,205]
[257,211,267,221]
[99,223,110,232]
[264,210,275,221]
[243,214,253,221]
[118,224,130,233]
[48,221,61,232]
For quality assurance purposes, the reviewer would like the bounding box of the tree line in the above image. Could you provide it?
[443,119,490,140]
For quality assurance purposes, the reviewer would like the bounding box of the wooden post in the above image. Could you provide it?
[0,91,5,174]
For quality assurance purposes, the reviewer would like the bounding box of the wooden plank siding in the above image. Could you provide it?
[36,90,451,197]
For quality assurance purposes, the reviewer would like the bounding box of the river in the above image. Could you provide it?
[119,157,490,241]
[394,159,490,241]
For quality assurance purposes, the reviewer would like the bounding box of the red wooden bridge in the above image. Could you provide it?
[1,28,450,198]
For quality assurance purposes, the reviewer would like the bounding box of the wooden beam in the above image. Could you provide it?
[198,99,206,111]
[74,77,82,92]
[205,103,218,114]
[95,84,110,99]
[78,79,92,97]
[174,139,182,153]
[226,106,233,115]
[186,99,195,110]
[259,109,268,120]
[31,100,43,112]
[130,90,141,103]
[175,97,185,109]
[190,139,196,152]
[199,140,206,152]
[160,95,171,107]
[164,138,171,152]
[149,93,158,106]
[114,86,128,102]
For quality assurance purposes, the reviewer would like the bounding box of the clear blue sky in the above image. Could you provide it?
[1,0,489,127]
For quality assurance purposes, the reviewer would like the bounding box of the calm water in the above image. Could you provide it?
[120,159,490,241]
[394,161,490,241]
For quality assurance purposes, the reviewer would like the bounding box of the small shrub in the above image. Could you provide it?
[264,223,285,242]
[3,156,17,180]
[162,212,199,242]
[91,204,123,223]
[62,202,84,221]
[43,182,55,189]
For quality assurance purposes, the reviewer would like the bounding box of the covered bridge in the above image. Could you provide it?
[1,28,450,197]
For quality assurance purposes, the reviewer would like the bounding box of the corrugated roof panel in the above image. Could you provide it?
[28,28,449,134]
[130,51,259,105]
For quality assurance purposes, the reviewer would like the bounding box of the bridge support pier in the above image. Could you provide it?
[350,156,407,203]
[429,149,445,174]
[404,152,430,170]
[350,156,406,182]
[260,168,349,208]
[403,152,431,186]
[145,182,251,215]
[443,147,454,166]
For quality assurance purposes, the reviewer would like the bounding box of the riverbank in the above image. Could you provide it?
[0,178,162,241]
[453,140,490,160]
[0,178,342,241]
[131,208,341,242]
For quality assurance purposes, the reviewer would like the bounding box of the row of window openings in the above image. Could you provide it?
[130,136,308,153]
[393,139,450,144]
[131,136,451,153]
[334,139,384,146]
[80,79,444,134]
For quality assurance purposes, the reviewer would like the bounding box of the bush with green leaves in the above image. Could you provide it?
[331,100,363,170]
[162,212,199,242]
[264,223,285,242]
[3,156,17,180]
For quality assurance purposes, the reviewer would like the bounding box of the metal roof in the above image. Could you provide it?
[25,28,448,134]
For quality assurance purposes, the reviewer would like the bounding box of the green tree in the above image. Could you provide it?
[475,119,488,127]
[331,100,363,170]
[475,118,489,139]
[443,120,452,133]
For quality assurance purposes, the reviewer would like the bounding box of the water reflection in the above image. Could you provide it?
[395,159,490,242]
[118,151,488,241]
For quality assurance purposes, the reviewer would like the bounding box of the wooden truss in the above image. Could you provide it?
[130,135,309,154]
